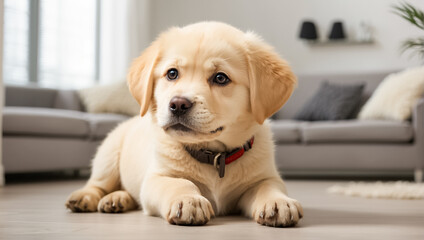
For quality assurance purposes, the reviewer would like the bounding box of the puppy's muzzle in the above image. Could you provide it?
[169,96,193,117]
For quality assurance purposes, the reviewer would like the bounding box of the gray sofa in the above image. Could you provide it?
[271,72,423,182]
[2,71,423,182]
[2,86,129,173]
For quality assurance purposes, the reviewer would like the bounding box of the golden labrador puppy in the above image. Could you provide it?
[66,22,302,227]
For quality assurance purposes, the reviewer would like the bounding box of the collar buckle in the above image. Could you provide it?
[213,153,222,169]
[213,153,226,178]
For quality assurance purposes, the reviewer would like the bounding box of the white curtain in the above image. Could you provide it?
[38,0,97,88]
[98,0,151,84]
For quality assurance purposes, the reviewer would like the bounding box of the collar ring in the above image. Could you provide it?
[213,153,222,169]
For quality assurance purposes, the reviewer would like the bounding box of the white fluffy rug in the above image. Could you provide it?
[327,181,424,200]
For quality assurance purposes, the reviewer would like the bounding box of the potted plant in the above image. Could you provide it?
[393,2,424,58]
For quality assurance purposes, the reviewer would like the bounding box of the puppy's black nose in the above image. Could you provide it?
[169,97,193,116]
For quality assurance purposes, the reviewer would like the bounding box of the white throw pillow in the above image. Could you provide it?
[78,81,140,116]
[358,66,424,121]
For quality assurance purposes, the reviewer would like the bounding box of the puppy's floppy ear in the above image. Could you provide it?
[127,40,160,117]
[245,32,297,124]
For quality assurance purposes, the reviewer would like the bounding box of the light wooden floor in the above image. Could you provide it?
[1,179,423,240]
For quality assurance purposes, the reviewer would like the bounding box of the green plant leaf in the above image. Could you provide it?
[401,38,424,59]
[393,2,424,60]
[392,2,424,30]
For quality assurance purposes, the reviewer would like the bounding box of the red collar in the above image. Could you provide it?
[185,137,254,178]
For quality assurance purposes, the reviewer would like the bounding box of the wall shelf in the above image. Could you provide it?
[303,40,375,46]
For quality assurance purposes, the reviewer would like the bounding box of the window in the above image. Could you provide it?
[3,0,99,88]
[3,0,29,85]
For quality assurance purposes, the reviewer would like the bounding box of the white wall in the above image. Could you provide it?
[148,0,424,75]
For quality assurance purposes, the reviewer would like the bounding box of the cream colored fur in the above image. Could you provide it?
[359,66,424,121]
[78,81,140,116]
[66,22,302,227]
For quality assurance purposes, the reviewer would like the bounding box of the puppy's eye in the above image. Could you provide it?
[166,68,178,80]
[213,72,230,86]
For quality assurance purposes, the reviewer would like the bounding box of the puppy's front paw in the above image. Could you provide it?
[66,188,103,212]
[253,197,303,227]
[98,191,137,213]
[166,195,215,226]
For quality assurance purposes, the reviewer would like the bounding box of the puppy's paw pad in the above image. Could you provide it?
[98,191,136,213]
[254,197,303,227]
[66,189,101,213]
[166,196,214,226]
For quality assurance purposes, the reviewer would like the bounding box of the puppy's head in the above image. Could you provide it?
[128,22,296,144]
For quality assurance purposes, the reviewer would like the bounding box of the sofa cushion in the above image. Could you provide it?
[5,85,57,108]
[270,120,302,143]
[3,107,90,138]
[86,113,129,139]
[275,72,389,120]
[53,89,84,111]
[301,120,414,143]
[359,66,424,121]
[78,81,139,116]
[295,82,365,121]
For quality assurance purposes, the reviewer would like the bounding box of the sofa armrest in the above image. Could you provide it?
[413,97,424,144]
[413,98,424,171]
